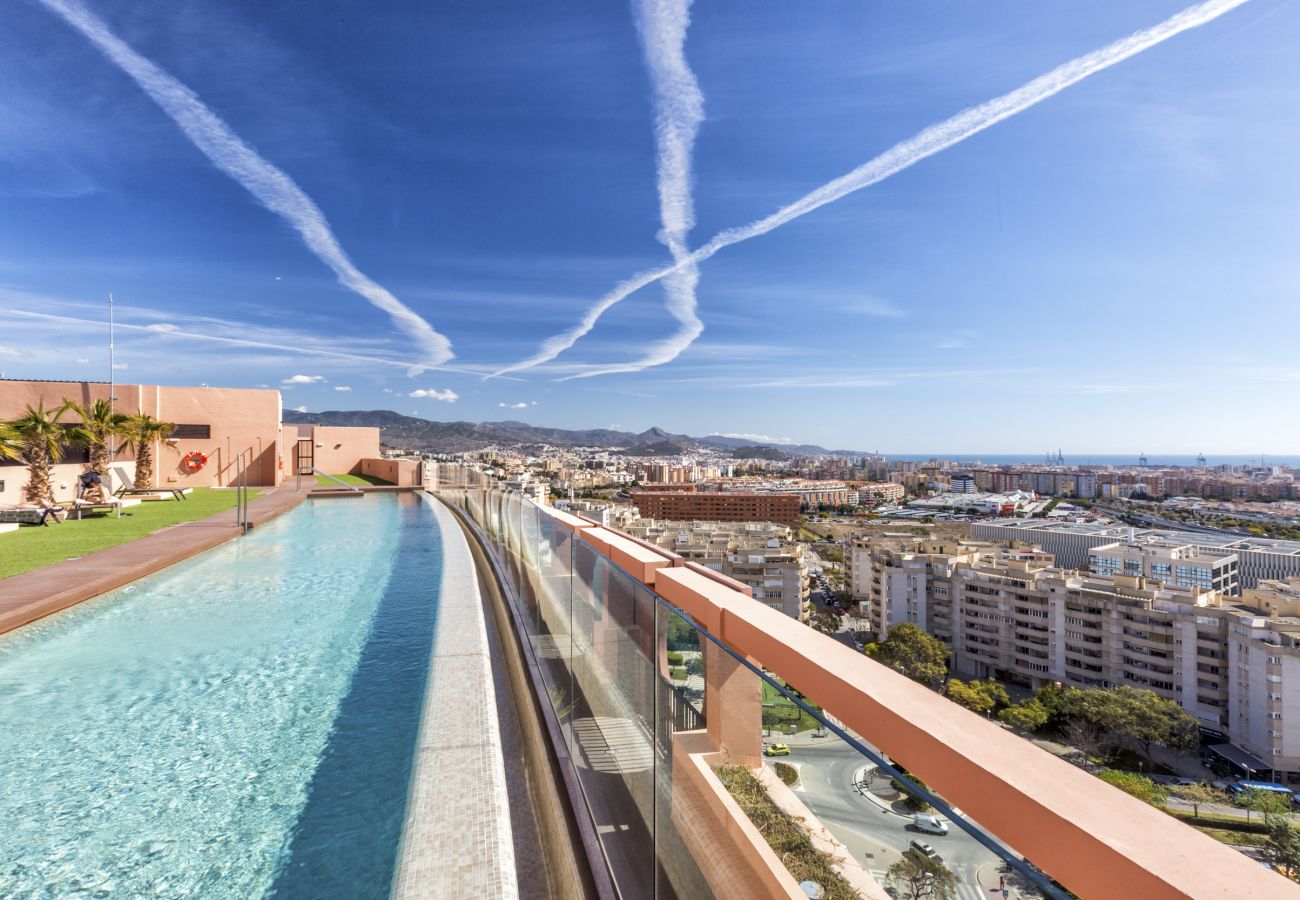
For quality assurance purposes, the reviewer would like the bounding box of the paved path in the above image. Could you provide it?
[0,486,307,635]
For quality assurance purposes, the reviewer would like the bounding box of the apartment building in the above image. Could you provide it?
[628,490,800,528]
[973,518,1300,591]
[623,519,809,619]
[1222,579,1300,777]
[1088,539,1240,596]
[850,532,1300,781]
[856,481,905,504]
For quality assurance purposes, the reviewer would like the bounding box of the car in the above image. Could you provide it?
[908,840,941,862]
[912,814,948,835]
[764,743,791,757]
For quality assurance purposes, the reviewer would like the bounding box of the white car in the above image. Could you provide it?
[913,814,949,836]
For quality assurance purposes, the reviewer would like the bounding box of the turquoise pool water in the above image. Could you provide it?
[0,493,443,898]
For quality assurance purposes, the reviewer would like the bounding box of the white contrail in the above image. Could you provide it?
[494,0,1250,380]
[628,0,706,376]
[1,308,507,377]
[37,0,453,370]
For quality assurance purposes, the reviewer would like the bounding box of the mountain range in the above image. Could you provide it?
[281,409,863,457]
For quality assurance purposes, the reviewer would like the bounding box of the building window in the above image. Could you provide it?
[172,424,212,440]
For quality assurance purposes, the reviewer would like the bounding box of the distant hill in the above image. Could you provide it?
[730,445,789,461]
[282,409,865,457]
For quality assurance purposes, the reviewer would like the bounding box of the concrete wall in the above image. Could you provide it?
[1,380,284,502]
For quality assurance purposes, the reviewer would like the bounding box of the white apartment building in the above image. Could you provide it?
[850,536,1300,781]
[972,519,1300,591]
[1222,579,1300,778]
[625,519,809,620]
[1088,540,1239,596]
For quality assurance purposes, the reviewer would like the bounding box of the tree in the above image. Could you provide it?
[887,851,958,900]
[1243,788,1292,825]
[0,421,21,462]
[1097,769,1169,807]
[998,699,1049,732]
[127,414,176,489]
[807,607,842,636]
[864,623,950,690]
[1169,782,1229,820]
[1262,814,1300,880]
[945,679,1009,716]
[1055,685,1198,760]
[67,398,130,476]
[8,400,93,503]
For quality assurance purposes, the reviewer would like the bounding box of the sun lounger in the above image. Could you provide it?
[67,497,141,520]
[0,506,65,526]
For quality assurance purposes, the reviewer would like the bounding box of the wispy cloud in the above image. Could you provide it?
[283,374,324,384]
[145,322,179,333]
[333,385,352,392]
[1073,384,1134,395]
[409,388,459,402]
[1,306,507,377]
[498,401,531,409]
[293,405,307,413]
[0,345,23,359]
[714,432,794,444]
[37,0,453,369]
[497,0,1250,379]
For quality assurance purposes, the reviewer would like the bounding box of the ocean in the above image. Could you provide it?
[880,454,1300,468]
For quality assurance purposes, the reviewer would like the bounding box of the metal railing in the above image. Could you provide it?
[296,466,362,494]
[233,449,251,533]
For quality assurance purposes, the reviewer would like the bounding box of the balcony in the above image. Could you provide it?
[432,466,1283,899]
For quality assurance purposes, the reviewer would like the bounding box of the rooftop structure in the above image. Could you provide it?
[973,518,1300,591]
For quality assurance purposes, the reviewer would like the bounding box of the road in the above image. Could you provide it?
[780,735,1035,899]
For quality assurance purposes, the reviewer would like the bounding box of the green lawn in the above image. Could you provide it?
[314,473,391,487]
[0,487,262,579]
[762,675,824,733]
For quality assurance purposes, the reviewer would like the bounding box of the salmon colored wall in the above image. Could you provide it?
[300,426,380,475]
[359,457,420,486]
[0,380,284,499]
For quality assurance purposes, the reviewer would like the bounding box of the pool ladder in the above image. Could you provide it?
[233,449,252,534]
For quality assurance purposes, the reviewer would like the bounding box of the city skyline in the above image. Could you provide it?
[2,1,1298,451]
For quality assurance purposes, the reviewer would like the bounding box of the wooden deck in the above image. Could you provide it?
[0,486,309,636]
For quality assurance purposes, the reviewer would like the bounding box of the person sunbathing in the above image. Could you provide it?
[78,469,109,503]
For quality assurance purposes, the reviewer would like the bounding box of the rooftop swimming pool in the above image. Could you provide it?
[0,493,444,898]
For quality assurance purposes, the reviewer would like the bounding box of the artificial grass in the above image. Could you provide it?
[0,487,262,579]
[761,676,824,733]
[313,473,391,487]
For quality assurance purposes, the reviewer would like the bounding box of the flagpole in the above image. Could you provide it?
[108,293,115,463]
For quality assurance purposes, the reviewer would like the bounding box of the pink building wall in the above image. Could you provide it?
[0,380,284,504]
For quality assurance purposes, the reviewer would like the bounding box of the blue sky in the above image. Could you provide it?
[1,0,1297,453]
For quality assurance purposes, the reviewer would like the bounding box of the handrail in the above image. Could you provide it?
[432,469,1296,900]
[302,466,362,493]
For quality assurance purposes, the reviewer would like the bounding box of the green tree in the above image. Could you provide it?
[864,623,950,690]
[1169,782,1229,820]
[1097,769,1169,807]
[8,400,93,503]
[808,607,842,636]
[0,421,21,462]
[945,678,1010,716]
[1055,685,1198,759]
[887,851,958,900]
[998,699,1049,732]
[127,414,176,490]
[1262,814,1300,880]
[1243,788,1292,825]
[66,398,131,477]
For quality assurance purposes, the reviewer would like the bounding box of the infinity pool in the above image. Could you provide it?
[0,493,443,898]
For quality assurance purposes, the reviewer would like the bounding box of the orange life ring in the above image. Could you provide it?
[182,451,208,473]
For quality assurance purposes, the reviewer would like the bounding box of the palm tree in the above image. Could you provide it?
[0,420,21,462]
[8,400,94,503]
[127,414,176,489]
[66,398,131,477]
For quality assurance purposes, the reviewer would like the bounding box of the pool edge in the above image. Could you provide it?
[389,494,519,899]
